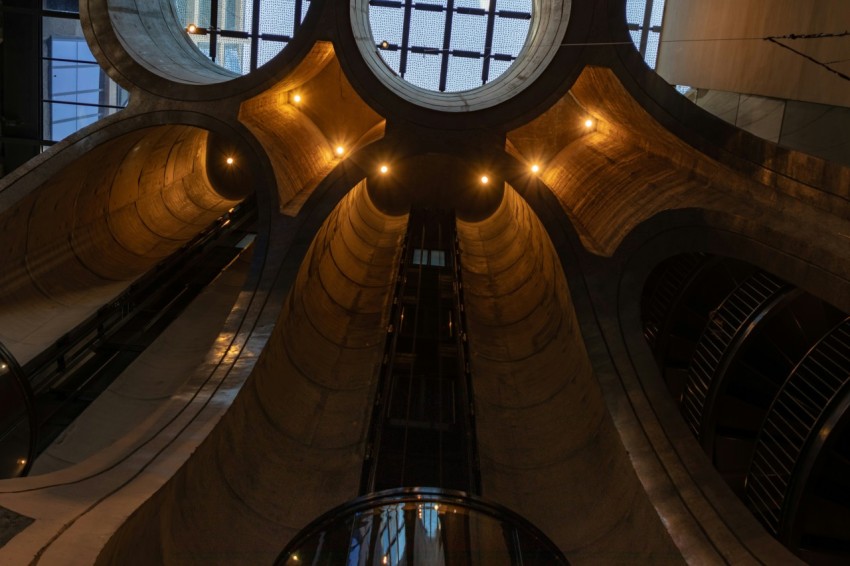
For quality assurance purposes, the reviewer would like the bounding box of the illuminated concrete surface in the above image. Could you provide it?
[0,0,847,564]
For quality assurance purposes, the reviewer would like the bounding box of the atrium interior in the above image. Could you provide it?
[0,1,849,564]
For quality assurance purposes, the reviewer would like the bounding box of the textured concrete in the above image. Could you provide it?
[31,246,253,475]
[459,186,682,563]
[0,125,240,364]
[95,183,406,565]
[239,45,385,214]
[0,1,848,565]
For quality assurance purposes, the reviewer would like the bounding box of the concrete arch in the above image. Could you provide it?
[0,124,248,365]
[96,180,407,564]
[457,185,680,563]
[239,46,386,215]
[348,0,571,113]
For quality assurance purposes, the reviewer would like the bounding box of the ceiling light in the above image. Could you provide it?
[226,157,234,165]
[292,93,302,104]
[584,118,594,128]
[480,175,489,184]
[380,165,389,174]
[531,164,540,173]
[335,146,345,156]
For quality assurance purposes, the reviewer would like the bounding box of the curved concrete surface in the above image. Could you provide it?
[31,246,254,475]
[96,182,406,564]
[458,186,681,563]
[2,1,850,564]
[239,45,385,214]
[0,125,241,365]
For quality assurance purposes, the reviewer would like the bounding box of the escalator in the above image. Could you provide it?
[0,200,257,475]
[642,253,850,563]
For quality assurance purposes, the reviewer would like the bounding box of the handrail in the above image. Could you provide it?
[641,252,708,352]
[682,270,791,441]
[23,198,257,394]
[276,487,568,565]
[0,199,256,478]
[745,316,850,538]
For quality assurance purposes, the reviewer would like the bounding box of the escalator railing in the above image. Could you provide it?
[0,199,256,477]
[746,316,850,538]
[276,487,568,565]
[683,271,790,438]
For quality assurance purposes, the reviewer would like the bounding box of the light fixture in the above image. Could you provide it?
[292,93,302,104]
[379,164,389,174]
[335,146,345,156]
[17,458,26,466]
[226,157,234,165]
[185,24,208,35]
[480,175,489,184]
[380,40,390,49]
[531,163,540,174]
[584,118,594,128]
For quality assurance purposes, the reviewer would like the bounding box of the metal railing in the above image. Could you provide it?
[641,253,706,350]
[682,271,789,438]
[746,316,850,536]
[276,487,568,565]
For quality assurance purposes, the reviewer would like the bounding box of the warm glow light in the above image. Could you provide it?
[531,164,540,173]
[292,93,302,103]
[480,175,489,184]
[380,164,389,174]
[187,24,197,33]
[226,157,234,165]
[17,459,26,466]
[380,40,390,49]
[335,146,345,156]
[584,118,594,128]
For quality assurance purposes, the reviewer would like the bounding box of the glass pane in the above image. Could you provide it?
[218,0,253,33]
[258,39,287,67]
[43,0,79,12]
[625,0,645,25]
[650,0,667,27]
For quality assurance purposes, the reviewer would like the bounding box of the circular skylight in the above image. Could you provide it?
[174,0,312,75]
[368,0,533,93]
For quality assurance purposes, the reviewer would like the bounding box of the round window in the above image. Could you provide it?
[175,0,312,75]
[367,0,533,92]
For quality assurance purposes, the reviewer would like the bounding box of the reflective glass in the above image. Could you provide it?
[43,0,79,12]
[0,357,33,479]
[42,17,129,142]
[626,1,667,70]
[174,0,311,74]
[280,495,567,566]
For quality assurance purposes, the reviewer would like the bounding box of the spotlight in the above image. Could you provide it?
[380,164,389,174]
[584,118,594,128]
[335,146,345,156]
[186,24,208,35]
[530,164,540,174]
[380,40,390,49]
[480,175,489,184]
[226,157,234,165]
[292,93,302,104]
